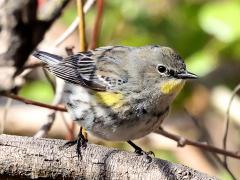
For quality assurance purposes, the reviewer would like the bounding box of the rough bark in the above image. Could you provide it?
[0,0,69,91]
[0,134,218,179]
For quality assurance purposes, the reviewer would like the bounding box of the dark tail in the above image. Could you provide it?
[32,50,63,65]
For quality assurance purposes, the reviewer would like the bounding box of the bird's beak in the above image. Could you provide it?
[176,71,198,79]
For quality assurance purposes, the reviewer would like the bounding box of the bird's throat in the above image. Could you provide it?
[160,79,185,95]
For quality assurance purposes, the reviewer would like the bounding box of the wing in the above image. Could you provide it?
[47,46,129,91]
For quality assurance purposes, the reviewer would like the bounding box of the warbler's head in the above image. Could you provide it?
[135,45,197,95]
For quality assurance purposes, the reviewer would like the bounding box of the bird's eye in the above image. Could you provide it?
[157,65,167,73]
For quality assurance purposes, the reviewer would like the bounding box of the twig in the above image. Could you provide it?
[34,47,76,138]
[60,112,75,140]
[185,109,237,180]
[1,91,240,161]
[53,0,96,47]
[224,84,240,155]
[1,93,66,112]
[22,62,44,70]
[77,0,87,51]
[33,69,56,138]
[34,77,66,138]
[90,0,104,49]
[222,84,240,179]
[155,127,240,160]
[76,0,88,139]
[18,0,96,75]
[42,68,55,94]
[17,0,95,77]
[34,112,56,138]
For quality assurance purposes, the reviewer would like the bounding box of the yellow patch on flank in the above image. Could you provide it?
[94,92,124,108]
[160,79,185,95]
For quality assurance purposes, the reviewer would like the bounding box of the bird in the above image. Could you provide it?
[32,45,197,158]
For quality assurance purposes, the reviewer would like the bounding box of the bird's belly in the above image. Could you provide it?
[91,115,164,141]
[63,84,168,141]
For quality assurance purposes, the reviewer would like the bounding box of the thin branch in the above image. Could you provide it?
[34,47,75,138]
[15,0,70,76]
[18,0,96,76]
[76,0,88,139]
[185,110,237,180]
[53,0,96,47]
[90,0,104,49]
[16,0,95,79]
[77,0,87,51]
[155,127,240,160]
[222,84,240,180]
[34,112,56,138]
[33,80,56,137]
[22,62,44,70]
[60,112,75,140]
[2,93,240,161]
[223,84,240,154]
[42,68,55,94]
[34,77,66,138]
[0,93,66,112]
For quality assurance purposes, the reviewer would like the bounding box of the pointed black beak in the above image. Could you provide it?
[176,71,198,79]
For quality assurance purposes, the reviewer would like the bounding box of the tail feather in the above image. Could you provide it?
[32,50,63,65]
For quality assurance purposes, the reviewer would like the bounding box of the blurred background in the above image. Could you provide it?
[1,0,240,179]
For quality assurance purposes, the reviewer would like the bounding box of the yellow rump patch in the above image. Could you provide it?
[160,79,185,95]
[94,91,124,108]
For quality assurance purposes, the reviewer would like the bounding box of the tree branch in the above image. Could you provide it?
[53,0,96,47]
[0,0,70,91]
[0,134,217,179]
[1,92,240,162]
[155,128,240,160]
[90,0,104,49]
[222,84,240,180]
[77,0,87,51]
[0,93,66,112]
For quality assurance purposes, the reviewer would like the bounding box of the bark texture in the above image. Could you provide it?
[0,0,69,91]
[0,134,218,179]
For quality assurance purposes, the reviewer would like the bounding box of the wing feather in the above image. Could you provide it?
[42,47,129,91]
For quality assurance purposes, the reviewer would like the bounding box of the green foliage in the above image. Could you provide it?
[19,81,54,104]
[199,1,240,43]
[61,6,77,26]
[55,0,240,112]
[61,0,240,69]
[100,0,240,76]
[187,50,217,76]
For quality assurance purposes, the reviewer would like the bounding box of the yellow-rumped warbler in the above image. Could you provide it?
[33,45,197,156]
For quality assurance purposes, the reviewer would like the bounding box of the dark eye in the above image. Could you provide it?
[157,65,167,73]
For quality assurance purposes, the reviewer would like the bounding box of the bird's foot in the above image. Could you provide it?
[127,140,154,163]
[60,128,88,159]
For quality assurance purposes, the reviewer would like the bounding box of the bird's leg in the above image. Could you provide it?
[127,140,145,154]
[127,140,154,162]
[61,127,88,159]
